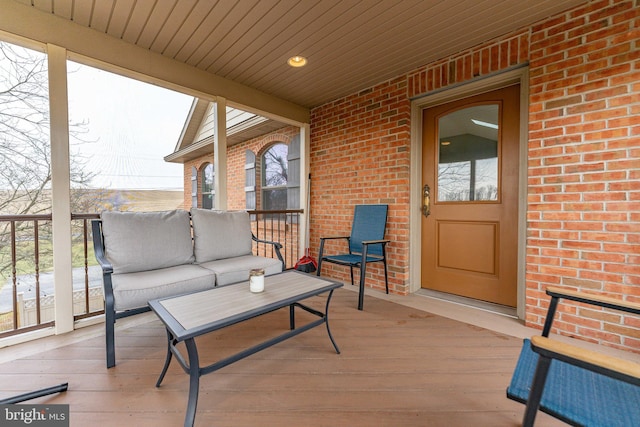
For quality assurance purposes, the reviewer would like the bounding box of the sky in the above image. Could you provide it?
[67,62,194,190]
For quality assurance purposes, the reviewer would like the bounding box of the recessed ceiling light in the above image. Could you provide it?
[441,141,451,146]
[287,56,307,67]
[471,119,498,129]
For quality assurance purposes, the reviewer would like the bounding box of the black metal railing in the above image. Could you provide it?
[0,214,54,337]
[0,210,301,338]
[249,209,302,269]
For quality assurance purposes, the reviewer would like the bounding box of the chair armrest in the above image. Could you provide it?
[362,239,390,245]
[318,236,350,262]
[542,286,640,336]
[546,286,640,315]
[531,335,640,385]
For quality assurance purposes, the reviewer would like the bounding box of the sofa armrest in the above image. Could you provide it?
[91,219,113,274]
[252,233,285,269]
[92,218,119,368]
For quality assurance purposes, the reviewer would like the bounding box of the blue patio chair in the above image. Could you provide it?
[507,286,640,426]
[316,204,389,310]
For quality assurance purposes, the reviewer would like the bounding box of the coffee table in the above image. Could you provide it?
[148,270,343,427]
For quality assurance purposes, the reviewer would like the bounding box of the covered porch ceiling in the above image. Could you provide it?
[15,0,587,110]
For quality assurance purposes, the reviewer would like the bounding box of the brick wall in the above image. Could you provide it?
[310,0,640,351]
[310,77,412,294]
[526,0,640,351]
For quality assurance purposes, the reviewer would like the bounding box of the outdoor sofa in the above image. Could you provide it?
[92,208,284,368]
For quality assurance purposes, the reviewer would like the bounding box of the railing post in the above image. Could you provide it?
[10,220,17,331]
[34,220,41,325]
[83,218,90,315]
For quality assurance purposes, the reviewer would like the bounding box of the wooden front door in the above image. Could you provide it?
[421,84,520,307]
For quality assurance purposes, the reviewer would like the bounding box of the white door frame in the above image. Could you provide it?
[409,66,529,319]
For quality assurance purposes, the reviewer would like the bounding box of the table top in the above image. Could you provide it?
[148,271,342,341]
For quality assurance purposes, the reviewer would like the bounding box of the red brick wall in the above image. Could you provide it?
[526,0,640,351]
[407,30,530,93]
[310,0,640,351]
[310,78,412,294]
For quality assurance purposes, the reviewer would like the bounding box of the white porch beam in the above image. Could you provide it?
[299,124,311,256]
[213,98,228,210]
[47,44,74,334]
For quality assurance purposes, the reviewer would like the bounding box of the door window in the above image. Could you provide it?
[437,104,499,202]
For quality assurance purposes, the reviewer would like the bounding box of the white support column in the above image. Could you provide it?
[299,123,311,255]
[213,97,228,210]
[47,44,74,334]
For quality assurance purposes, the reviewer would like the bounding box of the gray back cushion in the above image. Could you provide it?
[190,209,252,263]
[101,210,195,274]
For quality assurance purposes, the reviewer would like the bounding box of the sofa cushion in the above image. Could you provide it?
[111,264,216,311]
[101,210,195,274]
[199,254,283,286]
[190,209,253,263]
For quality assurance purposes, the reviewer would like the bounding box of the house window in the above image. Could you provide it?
[262,144,288,211]
[245,136,300,212]
[191,166,198,208]
[202,163,214,209]
[245,150,256,210]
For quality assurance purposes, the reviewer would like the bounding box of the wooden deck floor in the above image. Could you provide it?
[0,289,565,426]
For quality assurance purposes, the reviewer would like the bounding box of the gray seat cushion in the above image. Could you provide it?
[199,254,282,286]
[111,264,215,311]
[101,210,195,274]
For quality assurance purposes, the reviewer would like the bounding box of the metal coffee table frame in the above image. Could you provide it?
[148,271,342,427]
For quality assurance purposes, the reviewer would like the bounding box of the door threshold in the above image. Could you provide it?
[416,289,517,318]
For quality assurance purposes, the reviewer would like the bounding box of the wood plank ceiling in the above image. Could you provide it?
[17,0,587,109]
